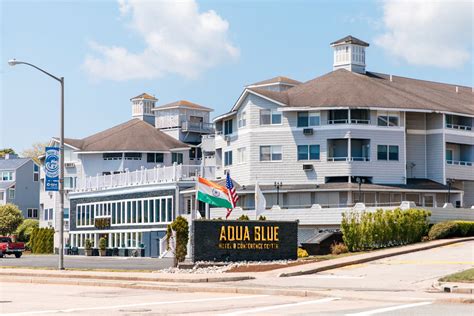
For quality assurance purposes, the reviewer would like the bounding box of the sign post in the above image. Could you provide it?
[45,147,60,192]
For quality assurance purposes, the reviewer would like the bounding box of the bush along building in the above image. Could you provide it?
[212,35,473,210]
[41,93,214,255]
[0,154,40,218]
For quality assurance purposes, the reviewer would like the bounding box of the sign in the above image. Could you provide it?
[192,220,298,262]
[45,147,60,191]
[95,218,111,229]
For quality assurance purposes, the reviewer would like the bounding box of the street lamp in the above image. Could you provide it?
[355,177,365,203]
[447,178,455,204]
[8,59,65,270]
[274,182,282,206]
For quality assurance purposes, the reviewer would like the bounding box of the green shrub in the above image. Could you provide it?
[99,237,107,250]
[166,216,189,264]
[85,239,92,250]
[0,204,24,235]
[341,208,431,251]
[238,214,250,221]
[297,247,308,258]
[29,227,54,254]
[331,242,349,255]
[428,221,474,240]
[16,219,39,244]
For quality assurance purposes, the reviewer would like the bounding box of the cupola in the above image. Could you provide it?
[331,35,369,74]
[130,93,157,125]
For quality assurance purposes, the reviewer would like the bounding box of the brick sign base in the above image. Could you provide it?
[192,220,298,262]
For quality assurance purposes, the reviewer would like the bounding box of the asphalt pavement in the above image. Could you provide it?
[0,254,173,271]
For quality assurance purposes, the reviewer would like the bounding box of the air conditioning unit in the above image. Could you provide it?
[303,164,313,171]
[65,162,75,168]
[303,128,314,135]
[224,136,231,142]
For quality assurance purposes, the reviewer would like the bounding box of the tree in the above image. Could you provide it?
[0,204,24,235]
[15,219,39,242]
[0,148,16,158]
[166,216,189,265]
[21,142,49,164]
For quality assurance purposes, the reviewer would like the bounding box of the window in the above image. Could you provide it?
[389,145,399,161]
[147,153,164,163]
[377,111,399,126]
[171,153,183,164]
[297,145,320,160]
[238,111,247,128]
[0,171,13,181]
[33,164,39,182]
[260,109,282,125]
[378,145,399,161]
[297,112,320,127]
[64,177,76,189]
[103,153,122,160]
[64,208,69,219]
[27,208,38,218]
[260,146,282,161]
[224,151,233,166]
[8,188,15,199]
[377,145,388,160]
[124,153,142,160]
[237,147,247,164]
[328,110,348,124]
[224,119,233,135]
[446,149,453,163]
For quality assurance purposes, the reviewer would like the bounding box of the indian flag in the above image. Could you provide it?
[197,177,233,209]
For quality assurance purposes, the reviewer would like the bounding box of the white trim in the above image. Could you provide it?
[406,129,444,135]
[245,81,299,89]
[69,183,184,199]
[152,105,213,112]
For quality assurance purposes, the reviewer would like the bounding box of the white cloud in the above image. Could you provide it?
[375,0,472,68]
[84,0,239,81]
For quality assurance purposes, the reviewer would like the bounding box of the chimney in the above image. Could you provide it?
[331,35,370,74]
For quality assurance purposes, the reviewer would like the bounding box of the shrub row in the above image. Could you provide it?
[28,228,54,254]
[341,208,431,252]
[428,221,474,240]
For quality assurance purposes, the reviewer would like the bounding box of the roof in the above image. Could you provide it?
[248,76,302,87]
[0,158,31,170]
[130,93,157,101]
[0,181,15,190]
[65,119,189,152]
[152,100,213,112]
[330,35,369,47]
[246,69,473,116]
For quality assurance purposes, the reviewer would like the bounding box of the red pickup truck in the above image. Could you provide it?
[0,236,25,258]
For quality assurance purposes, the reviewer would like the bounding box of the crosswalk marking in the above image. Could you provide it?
[345,301,433,316]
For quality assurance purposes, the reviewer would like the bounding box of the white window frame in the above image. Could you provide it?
[297,144,321,161]
[27,208,38,218]
[0,171,14,181]
[8,188,15,199]
[297,111,320,127]
[224,151,233,166]
[260,145,283,162]
[260,109,282,126]
[237,147,247,164]
[238,111,247,128]
[33,164,39,182]
[377,111,400,127]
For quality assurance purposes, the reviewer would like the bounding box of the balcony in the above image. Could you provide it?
[445,115,472,131]
[327,109,370,125]
[446,143,474,180]
[327,139,370,162]
[181,121,214,134]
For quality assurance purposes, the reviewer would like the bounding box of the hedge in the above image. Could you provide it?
[341,208,431,252]
[28,228,54,254]
[428,221,474,240]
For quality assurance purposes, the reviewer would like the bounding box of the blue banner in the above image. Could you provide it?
[45,147,60,191]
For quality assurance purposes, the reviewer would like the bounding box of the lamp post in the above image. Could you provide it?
[355,177,365,203]
[8,59,65,270]
[447,178,454,204]
[274,181,282,206]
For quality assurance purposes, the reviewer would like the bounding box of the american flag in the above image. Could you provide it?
[225,172,239,219]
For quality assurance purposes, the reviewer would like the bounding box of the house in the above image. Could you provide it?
[0,154,40,218]
[212,35,473,209]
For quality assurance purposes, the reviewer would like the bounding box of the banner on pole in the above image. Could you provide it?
[45,147,60,191]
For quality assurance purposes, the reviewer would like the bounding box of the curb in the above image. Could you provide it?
[279,237,474,277]
[433,281,474,294]
[0,271,254,283]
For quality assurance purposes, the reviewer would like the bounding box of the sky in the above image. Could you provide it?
[1,0,472,153]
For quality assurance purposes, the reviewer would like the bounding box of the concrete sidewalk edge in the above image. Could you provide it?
[278,237,474,277]
[433,281,474,294]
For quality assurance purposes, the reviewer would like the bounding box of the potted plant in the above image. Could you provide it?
[84,239,92,256]
[99,237,107,256]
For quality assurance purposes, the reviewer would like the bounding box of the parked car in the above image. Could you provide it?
[0,236,25,258]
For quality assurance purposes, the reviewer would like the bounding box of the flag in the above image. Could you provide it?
[196,177,233,209]
[225,172,239,219]
[255,181,266,219]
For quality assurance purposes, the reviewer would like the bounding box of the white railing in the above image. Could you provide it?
[75,164,215,192]
[327,157,349,162]
[446,123,472,131]
[446,160,473,166]
[350,157,370,162]
[328,119,349,124]
[350,119,370,124]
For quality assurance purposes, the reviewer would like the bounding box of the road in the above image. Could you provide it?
[0,254,173,271]
[0,282,471,315]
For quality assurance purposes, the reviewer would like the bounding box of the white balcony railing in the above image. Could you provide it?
[181,121,214,133]
[446,160,473,166]
[446,124,472,131]
[327,157,349,162]
[74,164,215,192]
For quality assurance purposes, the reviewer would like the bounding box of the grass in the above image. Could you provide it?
[439,268,474,283]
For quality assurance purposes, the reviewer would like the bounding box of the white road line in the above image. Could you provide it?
[299,275,365,279]
[1,295,268,316]
[219,297,340,316]
[345,301,433,316]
